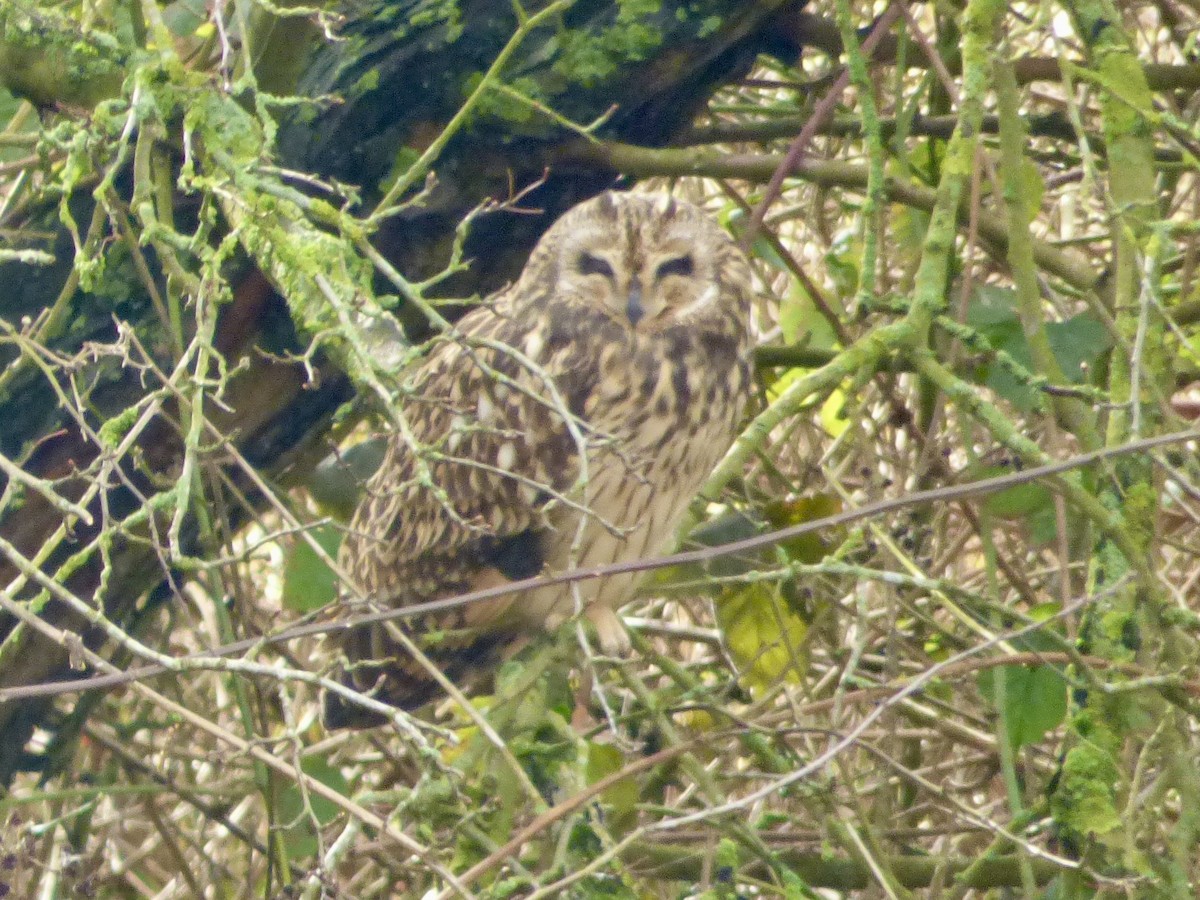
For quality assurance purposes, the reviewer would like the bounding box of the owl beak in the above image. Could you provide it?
[625,284,644,326]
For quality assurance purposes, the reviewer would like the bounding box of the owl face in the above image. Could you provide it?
[534,192,745,334]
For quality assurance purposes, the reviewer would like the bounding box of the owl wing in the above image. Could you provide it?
[327,294,598,723]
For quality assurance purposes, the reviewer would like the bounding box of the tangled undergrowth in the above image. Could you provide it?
[1,1,1199,897]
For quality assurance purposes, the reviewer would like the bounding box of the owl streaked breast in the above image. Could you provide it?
[325,190,753,727]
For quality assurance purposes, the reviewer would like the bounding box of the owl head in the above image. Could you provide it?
[521,191,750,333]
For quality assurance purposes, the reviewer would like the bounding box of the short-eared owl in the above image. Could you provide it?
[326,191,752,726]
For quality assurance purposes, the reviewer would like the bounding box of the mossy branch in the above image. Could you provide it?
[560,140,1101,295]
[624,842,1063,889]
[0,7,123,109]
[995,60,1101,451]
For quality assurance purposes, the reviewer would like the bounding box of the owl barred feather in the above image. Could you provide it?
[325,191,753,727]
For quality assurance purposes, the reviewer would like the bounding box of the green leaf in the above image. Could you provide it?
[0,90,30,164]
[585,743,638,823]
[282,524,342,613]
[307,439,386,520]
[965,287,1111,412]
[277,757,349,861]
[162,0,208,36]
[966,283,1019,328]
[965,288,1038,410]
[748,235,789,271]
[1045,313,1112,383]
[763,494,842,563]
[1017,158,1045,221]
[978,664,1067,750]
[778,277,838,350]
[715,584,809,693]
[983,479,1052,519]
[1027,501,1061,548]
[973,465,1066,548]
[649,509,763,586]
[824,243,860,299]
[780,867,813,899]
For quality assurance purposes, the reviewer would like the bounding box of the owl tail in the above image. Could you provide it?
[322,663,436,729]
[322,619,508,728]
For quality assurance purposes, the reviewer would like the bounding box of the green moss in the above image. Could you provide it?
[185,89,263,165]
[554,32,617,85]
[553,0,667,88]
[1121,479,1156,553]
[1051,740,1121,840]
[0,7,124,108]
[697,14,723,38]
[407,0,463,43]
[469,72,542,126]
[98,404,142,450]
[351,66,381,98]
[618,0,664,19]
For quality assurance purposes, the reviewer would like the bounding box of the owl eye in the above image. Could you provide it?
[577,252,614,279]
[655,255,694,279]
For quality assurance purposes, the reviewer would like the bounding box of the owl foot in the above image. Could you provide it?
[586,604,631,655]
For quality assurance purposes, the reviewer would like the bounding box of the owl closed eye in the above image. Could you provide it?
[549,194,739,329]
